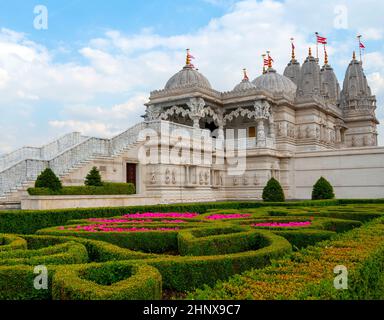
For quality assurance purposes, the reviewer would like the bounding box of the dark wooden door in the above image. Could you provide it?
[126,163,137,191]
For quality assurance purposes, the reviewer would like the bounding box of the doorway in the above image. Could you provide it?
[126,163,137,192]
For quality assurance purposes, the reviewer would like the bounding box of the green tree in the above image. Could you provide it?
[312,177,335,200]
[262,178,285,202]
[85,167,103,187]
[35,168,62,191]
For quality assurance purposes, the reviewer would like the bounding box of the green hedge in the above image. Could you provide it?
[178,226,269,256]
[28,182,136,196]
[0,264,60,300]
[37,227,180,254]
[52,262,162,300]
[188,217,384,300]
[0,234,27,252]
[0,241,88,266]
[139,230,292,291]
[0,199,373,235]
[273,229,336,249]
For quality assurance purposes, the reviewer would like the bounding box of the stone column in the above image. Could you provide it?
[257,119,266,147]
[192,117,200,129]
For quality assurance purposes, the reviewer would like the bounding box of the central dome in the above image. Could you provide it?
[252,68,297,101]
[165,65,212,90]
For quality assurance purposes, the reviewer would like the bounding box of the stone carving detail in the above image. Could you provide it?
[233,177,239,186]
[287,123,296,138]
[187,97,206,128]
[254,101,272,120]
[150,170,157,184]
[305,126,312,138]
[199,172,204,185]
[243,175,249,186]
[223,107,255,123]
[351,136,358,147]
[223,100,272,124]
[253,173,258,186]
[165,169,171,184]
[145,105,162,121]
[204,171,209,185]
[160,105,190,121]
[277,122,285,137]
[172,170,177,184]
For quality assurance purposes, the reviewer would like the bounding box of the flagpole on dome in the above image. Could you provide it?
[324,43,328,65]
[267,51,272,68]
[243,68,249,81]
[315,32,319,61]
[290,37,295,60]
[357,35,364,64]
[262,53,267,74]
[186,49,191,66]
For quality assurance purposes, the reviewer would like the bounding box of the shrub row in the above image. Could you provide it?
[37,228,180,254]
[0,235,163,300]
[52,262,162,300]
[28,182,136,196]
[178,226,269,256]
[0,236,88,266]
[0,234,27,252]
[188,217,384,299]
[3,199,381,234]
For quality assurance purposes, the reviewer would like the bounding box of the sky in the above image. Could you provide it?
[0,0,383,154]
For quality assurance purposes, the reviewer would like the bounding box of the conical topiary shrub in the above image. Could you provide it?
[35,168,62,191]
[262,177,285,202]
[312,177,335,200]
[85,167,103,187]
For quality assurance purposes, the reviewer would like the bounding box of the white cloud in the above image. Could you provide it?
[0,0,383,152]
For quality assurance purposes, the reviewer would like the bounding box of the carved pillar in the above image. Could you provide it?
[257,119,266,147]
[187,97,205,129]
[268,118,275,139]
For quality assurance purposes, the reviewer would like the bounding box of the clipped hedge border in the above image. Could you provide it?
[178,225,268,256]
[52,262,162,300]
[0,241,89,266]
[138,230,292,291]
[189,217,384,300]
[28,182,136,196]
[37,228,180,254]
[0,234,27,252]
[2,199,377,234]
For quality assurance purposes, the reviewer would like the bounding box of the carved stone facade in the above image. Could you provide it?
[1,50,383,207]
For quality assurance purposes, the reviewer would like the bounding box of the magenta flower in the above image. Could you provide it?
[252,221,312,228]
[205,214,251,220]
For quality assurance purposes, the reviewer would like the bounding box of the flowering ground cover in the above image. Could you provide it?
[1,202,384,300]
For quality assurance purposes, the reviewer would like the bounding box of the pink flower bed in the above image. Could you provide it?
[252,221,312,228]
[123,212,198,219]
[205,214,252,220]
[87,218,187,224]
[58,225,180,233]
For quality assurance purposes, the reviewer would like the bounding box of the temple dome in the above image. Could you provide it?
[233,69,256,91]
[341,53,372,101]
[252,68,297,100]
[284,59,301,86]
[320,63,340,104]
[165,65,212,90]
[297,49,321,97]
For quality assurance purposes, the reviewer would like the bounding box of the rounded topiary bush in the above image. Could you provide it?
[312,177,335,200]
[262,178,285,202]
[85,167,103,187]
[52,262,162,300]
[35,168,62,191]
